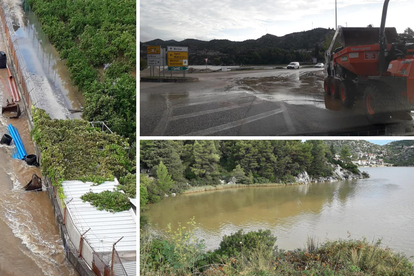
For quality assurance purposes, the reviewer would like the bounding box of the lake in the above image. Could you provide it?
[146,167,414,258]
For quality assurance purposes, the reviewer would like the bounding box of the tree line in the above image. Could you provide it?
[140,140,359,208]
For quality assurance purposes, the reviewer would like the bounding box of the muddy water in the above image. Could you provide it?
[146,167,414,259]
[20,6,84,117]
[234,69,325,107]
[0,116,77,276]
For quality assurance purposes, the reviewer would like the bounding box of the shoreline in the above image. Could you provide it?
[182,179,344,195]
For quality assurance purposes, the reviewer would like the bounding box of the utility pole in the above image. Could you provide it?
[335,0,337,30]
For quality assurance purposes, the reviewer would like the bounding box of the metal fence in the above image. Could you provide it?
[56,186,135,276]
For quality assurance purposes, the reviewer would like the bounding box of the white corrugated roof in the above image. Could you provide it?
[62,180,137,253]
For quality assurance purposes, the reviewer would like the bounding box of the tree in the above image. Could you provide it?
[306,140,331,177]
[157,161,174,194]
[191,141,220,181]
[231,164,246,183]
[340,146,352,163]
[142,140,184,181]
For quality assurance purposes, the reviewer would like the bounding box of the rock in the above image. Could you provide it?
[295,171,311,184]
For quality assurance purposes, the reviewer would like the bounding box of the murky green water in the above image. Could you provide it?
[146,167,414,258]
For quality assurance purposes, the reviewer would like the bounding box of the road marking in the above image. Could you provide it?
[151,96,172,136]
[280,102,296,133]
[183,108,283,136]
[171,101,261,121]
[173,95,254,108]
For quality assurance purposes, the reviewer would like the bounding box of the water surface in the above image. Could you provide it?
[146,167,414,258]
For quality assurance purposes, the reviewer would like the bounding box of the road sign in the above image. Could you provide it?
[167,46,188,52]
[147,54,161,59]
[168,59,188,66]
[168,52,188,59]
[147,46,161,54]
[168,66,188,71]
[148,58,161,66]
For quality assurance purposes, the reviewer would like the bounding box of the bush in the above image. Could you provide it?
[140,218,206,275]
[215,229,277,258]
[253,177,271,184]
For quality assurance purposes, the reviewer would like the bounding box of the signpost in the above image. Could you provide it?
[147,45,189,79]
[147,46,161,77]
[167,46,189,78]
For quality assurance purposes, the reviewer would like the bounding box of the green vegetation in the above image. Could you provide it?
[140,140,365,210]
[32,108,135,209]
[27,0,136,146]
[140,28,334,65]
[141,223,414,275]
[81,190,131,212]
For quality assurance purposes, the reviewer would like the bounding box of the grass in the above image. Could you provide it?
[183,182,311,194]
[140,224,414,276]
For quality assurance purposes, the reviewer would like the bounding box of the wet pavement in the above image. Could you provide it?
[140,68,414,136]
[0,1,77,275]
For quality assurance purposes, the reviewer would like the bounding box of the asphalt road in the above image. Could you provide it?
[140,68,414,136]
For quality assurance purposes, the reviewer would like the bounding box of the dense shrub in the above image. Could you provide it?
[140,224,414,276]
[216,229,277,258]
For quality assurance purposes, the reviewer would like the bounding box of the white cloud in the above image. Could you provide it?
[140,0,413,42]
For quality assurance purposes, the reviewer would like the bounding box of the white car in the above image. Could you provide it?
[315,63,324,68]
[287,62,300,69]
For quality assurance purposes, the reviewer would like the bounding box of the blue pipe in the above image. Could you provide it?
[8,124,26,160]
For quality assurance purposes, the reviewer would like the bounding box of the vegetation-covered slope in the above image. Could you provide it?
[140,140,361,207]
[27,0,136,148]
[32,108,135,211]
[140,28,334,65]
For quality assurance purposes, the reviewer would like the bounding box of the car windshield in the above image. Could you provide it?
[289,62,296,65]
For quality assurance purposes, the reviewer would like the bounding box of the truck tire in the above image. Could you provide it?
[324,76,333,95]
[330,79,341,99]
[339,80,357,108]
[363,83,391,124]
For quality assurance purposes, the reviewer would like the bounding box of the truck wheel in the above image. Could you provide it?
[339,80,357,108]
[324,76,333,95]
[363,84,391,124]
[330,79,341,99]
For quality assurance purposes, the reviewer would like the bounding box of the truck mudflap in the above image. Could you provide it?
[387,59,414,104]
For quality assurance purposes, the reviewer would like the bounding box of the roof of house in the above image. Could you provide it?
[61,180,136,253]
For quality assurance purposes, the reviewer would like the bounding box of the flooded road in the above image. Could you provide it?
[0,117,77,276]
[0,1,78,275]
[146,167,414,259]
[140,68,414,136]
[1,0,83,119]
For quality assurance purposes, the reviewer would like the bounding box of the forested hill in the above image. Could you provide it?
[140,28,334,65]
[140,140,364,206]
[384,141,414,166]
[324,140,414,166]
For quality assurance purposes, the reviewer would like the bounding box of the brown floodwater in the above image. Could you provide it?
[146,167,414,259]
[0,115,78,275]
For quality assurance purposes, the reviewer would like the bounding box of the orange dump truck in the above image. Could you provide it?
[324,0,414,123]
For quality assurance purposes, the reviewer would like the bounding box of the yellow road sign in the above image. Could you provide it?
[168,51,188,59]
[168,59,188,66]
[147,46,161,54]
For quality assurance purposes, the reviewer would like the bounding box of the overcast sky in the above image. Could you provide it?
[140,0,413,42]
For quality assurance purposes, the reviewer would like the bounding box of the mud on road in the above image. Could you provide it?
[140,68,414,136]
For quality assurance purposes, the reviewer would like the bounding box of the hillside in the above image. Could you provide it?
[140,28,334,65]
[384,141,414,166]
[324,140,414,166]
